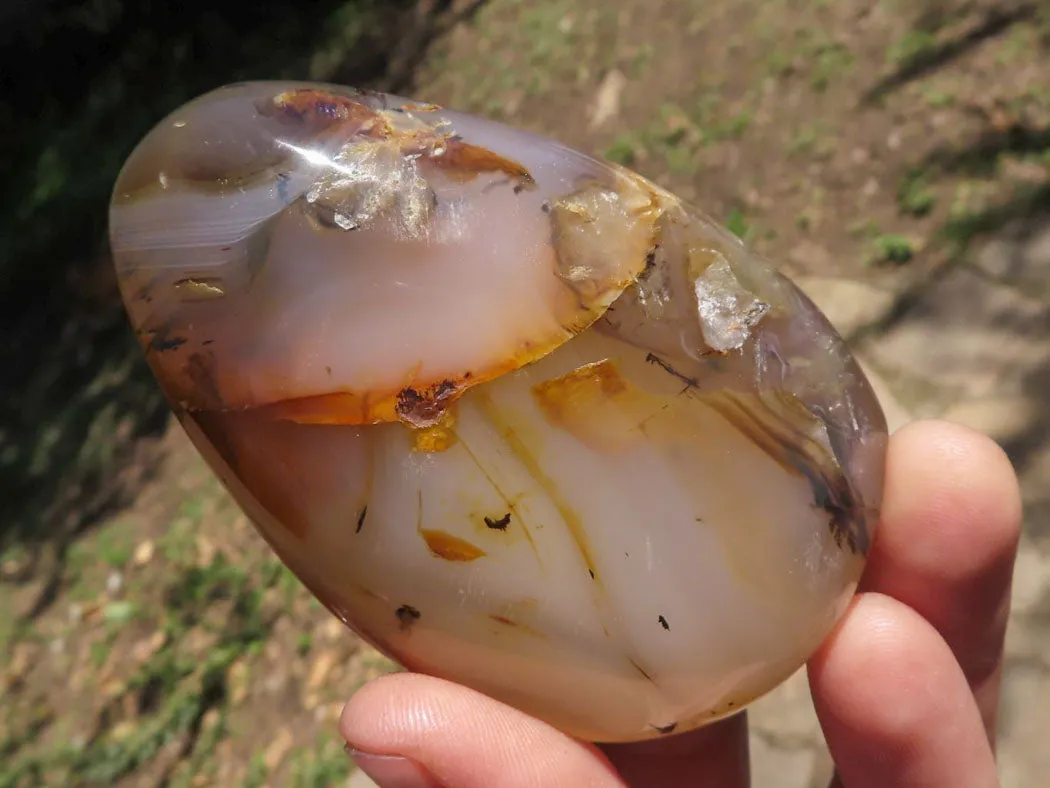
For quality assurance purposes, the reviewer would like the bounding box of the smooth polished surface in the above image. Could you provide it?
[109,82,888,743]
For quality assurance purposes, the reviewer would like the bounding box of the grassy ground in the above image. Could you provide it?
[1,0,1048,785]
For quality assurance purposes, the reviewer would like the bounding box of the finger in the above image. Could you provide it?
[860,420,1022,737]
[341,672,626,787]
[809,592,999,788]
[598,713,749,788]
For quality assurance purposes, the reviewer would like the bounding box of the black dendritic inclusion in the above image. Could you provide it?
[772,425,868,556]
[698,388,871,558]
[641,244,659,279]
[356,505,368,533]
[645,352,700,389]
[147,332,188,353]
[658,615,670,631]
[396,604,421,629]
[484,512,511,531]
[807,470,869,556]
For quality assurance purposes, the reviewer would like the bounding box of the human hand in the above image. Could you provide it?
[339,420,1021,787]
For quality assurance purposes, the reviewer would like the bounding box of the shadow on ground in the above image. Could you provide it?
[863,0,1043,104]
[851,11,1050,536]
[0,0,486,621]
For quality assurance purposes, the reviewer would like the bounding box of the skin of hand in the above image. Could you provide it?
[338,420,1022,788]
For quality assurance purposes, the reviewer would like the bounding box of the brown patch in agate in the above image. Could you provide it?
[487,614,545,638]
[420,530,487,562]
[532,360,656,453]
[181,330,578,426]
[395,379,461,428]
[427,139,536,189]
[260,88,535,189]
[259,89,386,137]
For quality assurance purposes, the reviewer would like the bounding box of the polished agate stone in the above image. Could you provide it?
[109,82,887,743]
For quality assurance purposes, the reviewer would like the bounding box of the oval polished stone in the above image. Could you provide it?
[109,81,888,743]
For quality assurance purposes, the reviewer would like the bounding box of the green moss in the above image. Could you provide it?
[725,208,751,241]
[897,169,936,217]
[871,234,914,265]
[886,29,937,67]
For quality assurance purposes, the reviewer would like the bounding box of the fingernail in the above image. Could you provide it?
[345,745,440,788]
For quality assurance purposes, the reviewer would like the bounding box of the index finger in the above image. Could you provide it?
[857,419,1022,736]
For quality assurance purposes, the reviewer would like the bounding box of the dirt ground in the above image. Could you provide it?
[2,0,1048,785]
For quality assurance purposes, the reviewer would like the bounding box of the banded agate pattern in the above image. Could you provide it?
[109,82,887,743]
